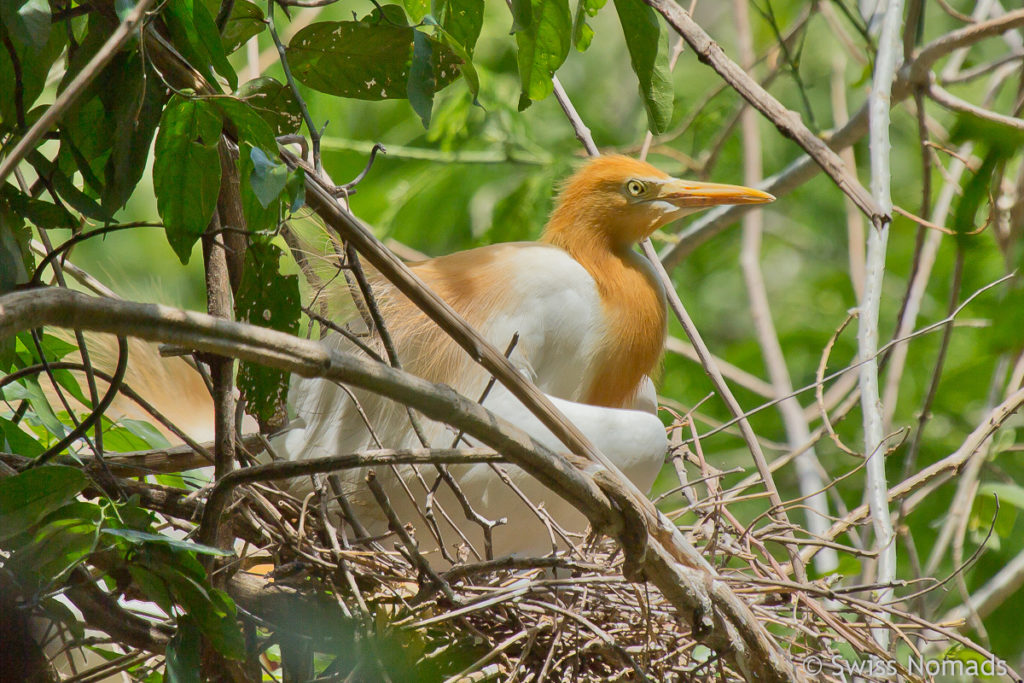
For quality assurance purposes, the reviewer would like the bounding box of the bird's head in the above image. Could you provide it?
[544,155,774,250]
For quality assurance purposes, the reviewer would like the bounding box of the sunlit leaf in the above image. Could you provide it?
[613,0,673,134]
[572,0,606,51]
[514,0,571,108]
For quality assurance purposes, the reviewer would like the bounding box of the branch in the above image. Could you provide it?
[0,287,800,683]
[859,0,904,648]
[642,0,881,223]
[800,385,1024,567]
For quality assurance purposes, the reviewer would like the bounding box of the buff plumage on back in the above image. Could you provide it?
[373,155,669,410]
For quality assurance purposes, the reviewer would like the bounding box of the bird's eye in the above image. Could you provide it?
[626,180,646,197]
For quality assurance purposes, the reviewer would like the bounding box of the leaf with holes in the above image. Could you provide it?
[286,9,462,100]
[235,77,302,136]
[236,244,300,424]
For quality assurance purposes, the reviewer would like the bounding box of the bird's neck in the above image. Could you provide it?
[541,218,667,408]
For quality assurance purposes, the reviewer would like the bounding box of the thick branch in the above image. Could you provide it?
[0,287,800,683]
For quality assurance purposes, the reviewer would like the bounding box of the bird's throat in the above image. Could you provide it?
[541,228,667,408]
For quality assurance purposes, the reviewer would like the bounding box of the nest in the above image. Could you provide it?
[214,433,960,683]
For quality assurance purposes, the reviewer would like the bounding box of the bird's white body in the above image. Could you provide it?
[270,243,668,563]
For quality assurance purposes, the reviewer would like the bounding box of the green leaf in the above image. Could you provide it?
[3,185,77,229]
[104,60,168,212]
[408,30,436,128]
[0,19,65,127]
[249,147,289,209]
[152,565,245,659]
[153,96,223,263]
[509,0,531,33]
[0,466,88,543]
[166,617,202,683]
[3,376,68,441]
[613,0,673,134]
[0,417,44,457]
[8,507,100,586]
[26,151,113,222]
[979,483,1024,512]
[514,0,571,109]
[1,0,51,49]
[162,0,237,90]
[56,17,167,211]
[101,528,234,556]
[235,77,303,136]
[120,419,172,449]
[236,243,301,423]
[237,143,278,235]
[128,565,175,615]
[404,0,430,22]
[220,0,264,54]
[572,0,606,51]
[0,206,31,295]
[441,0,484,57]
[286,14,462,100]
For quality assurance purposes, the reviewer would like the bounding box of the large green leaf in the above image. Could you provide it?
[514,0,571,109]
[7,502,102,586]
[286,9,462,100]
[0,466,88,543]
[613,0,673,134]
[104,59,168,211]
[236,244,301,424]
[153,96,223,263]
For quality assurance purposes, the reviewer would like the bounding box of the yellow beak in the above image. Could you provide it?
[658,178,775,208]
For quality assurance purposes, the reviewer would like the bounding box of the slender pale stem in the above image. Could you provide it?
[860,0,904,649]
